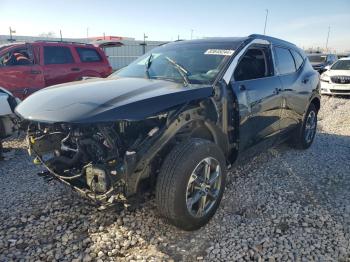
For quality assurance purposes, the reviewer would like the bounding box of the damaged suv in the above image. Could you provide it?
[16,35,320,230]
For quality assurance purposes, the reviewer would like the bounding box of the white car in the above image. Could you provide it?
[0,87,20,156]
[320,57,350,95]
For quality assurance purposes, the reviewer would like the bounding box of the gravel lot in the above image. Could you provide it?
[0,96,349,261]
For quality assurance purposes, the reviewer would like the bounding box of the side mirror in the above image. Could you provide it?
[324,65,331,71]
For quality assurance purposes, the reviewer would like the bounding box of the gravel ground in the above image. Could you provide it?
[0,96,349,262]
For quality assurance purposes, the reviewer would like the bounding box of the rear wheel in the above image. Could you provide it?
[156,138,227,230]
[290,103,318,149]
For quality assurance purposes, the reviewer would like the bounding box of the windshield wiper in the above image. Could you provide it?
[164,56,190,86]
[145,53,153,79]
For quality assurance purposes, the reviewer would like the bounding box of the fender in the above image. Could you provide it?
[124,104,229,195]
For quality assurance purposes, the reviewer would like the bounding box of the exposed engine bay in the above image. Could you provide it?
[27,116,167,206]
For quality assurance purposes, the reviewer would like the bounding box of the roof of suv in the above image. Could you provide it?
[0,41,94,48]
[166,34,298,50]
[32,41,94,47]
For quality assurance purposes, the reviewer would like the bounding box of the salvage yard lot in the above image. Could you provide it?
[0,96,349,261]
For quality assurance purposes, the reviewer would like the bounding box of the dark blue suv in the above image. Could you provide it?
[16,34,320,230]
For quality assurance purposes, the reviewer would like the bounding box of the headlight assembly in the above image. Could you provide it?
[320,74,330,83]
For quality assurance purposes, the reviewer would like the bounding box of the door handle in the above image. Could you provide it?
[274,88,282,94]
[71,67,80,71]
[302,78,309,84]
[239,84,246,91]
[27,70,42,75]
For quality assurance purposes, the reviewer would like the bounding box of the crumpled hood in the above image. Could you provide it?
[15,77,213,123]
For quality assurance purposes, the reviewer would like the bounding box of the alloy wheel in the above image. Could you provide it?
[305,110,317,143]
[185,157,222,218]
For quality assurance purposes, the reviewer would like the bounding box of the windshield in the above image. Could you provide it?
[307,55,327,63]
[331,60,350,70]
[110,42,236,85]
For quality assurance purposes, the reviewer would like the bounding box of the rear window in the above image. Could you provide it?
[290,49,304,70]
[76,47,102,62]
[44,46,74,65]
[274,47,296,75]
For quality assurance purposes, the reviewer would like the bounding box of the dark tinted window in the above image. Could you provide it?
[44,46,74,65]
[291,49,304,70]
[76,47,102,62]
[234,47,272,81]
[275,47,296,74]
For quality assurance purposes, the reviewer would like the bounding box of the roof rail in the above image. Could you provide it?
[34,40,92,46]
[248,34,296,47]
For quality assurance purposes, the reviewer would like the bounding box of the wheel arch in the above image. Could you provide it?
[310,96,320,112]
[126,102,230,196]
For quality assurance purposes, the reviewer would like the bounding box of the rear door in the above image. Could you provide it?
[0,44,45,99]
[230,44,283,151]
[274,46,311,132]
[73,46,111,78]
[42,45,79,86]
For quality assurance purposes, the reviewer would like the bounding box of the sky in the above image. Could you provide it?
[1,0,350,51]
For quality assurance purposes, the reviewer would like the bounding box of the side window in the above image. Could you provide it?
[290,49,304,70]
[76,47,102,62]
[44,46,74,65]
[0,49,32,67]
[234,47,272,81]
[274,47,296,75]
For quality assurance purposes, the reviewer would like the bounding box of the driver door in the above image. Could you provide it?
[230,45,283,151]
[0,44,44,99]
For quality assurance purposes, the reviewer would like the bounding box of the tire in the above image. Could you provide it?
[156,138,227,230]
[290,103,318,149]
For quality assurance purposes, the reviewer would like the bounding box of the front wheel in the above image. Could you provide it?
[290,103,318,149]
[156,138,227,230]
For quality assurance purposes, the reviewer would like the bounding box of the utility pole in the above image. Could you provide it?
[263,9,269,35]
[325,26,330,51]
[9,27,16,42]
[141,33,148,54]
[178,34,180,41]
[191,29,194,40]
[86,27,89,41]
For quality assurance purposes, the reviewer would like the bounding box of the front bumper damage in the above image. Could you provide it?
[27,105,218,208]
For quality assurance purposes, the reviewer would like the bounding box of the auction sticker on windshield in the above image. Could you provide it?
[205,49,235,56]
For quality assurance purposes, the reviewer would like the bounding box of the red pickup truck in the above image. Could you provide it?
[0,41,113,99]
